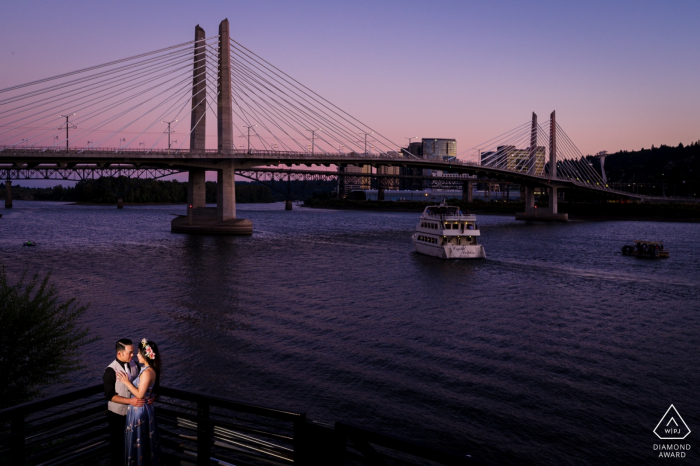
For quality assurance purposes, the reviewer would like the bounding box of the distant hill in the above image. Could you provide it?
[588,141,699,197]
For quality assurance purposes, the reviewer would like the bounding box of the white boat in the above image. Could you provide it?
[411,201,486,259]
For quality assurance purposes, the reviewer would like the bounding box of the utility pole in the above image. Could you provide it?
[242,125,256,153]
[162,119,177,151]
[59,114,76,150]
[306,128,320,155]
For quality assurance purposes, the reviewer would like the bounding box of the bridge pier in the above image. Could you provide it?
[4,180,11,208]
[462,181,473,202]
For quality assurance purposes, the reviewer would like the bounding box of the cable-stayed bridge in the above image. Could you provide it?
[1,19,634,232]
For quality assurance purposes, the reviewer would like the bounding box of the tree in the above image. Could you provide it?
[0,268,98,409]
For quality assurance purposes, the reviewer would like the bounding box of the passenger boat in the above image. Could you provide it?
[621,240,669,258]
[411,201,486,259]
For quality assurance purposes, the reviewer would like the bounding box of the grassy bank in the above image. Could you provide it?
[303,198,700,221]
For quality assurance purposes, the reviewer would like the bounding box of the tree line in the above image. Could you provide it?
[0,178,274,203]
[587,141,700,197]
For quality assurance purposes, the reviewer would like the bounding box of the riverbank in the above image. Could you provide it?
[303,198,700,221]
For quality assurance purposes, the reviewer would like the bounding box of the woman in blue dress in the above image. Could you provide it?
[116,339,161,465]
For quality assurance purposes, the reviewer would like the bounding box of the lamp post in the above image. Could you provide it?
[59,114,76,150]
[306,128,320,155]
[404,136,418,145]
[242,125,257,153]
[359,132,373,154]
[162,119,177,151]
[119,138,126,150]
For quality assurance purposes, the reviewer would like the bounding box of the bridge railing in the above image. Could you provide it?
[0,146,410,159]
[0,384,490,466]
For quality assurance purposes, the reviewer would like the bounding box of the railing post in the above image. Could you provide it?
[197,400,210,466]
[293,413,307,465]
[334,423,347,466]
[10,412,25,466]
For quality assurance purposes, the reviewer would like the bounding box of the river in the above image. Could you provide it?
[1,201,698,465]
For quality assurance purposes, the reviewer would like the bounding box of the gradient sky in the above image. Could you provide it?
[2,0,699,160]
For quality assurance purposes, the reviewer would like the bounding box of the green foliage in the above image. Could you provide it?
[588,141,700,197]
[0,268,98,409]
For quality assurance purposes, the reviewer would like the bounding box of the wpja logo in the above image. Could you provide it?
[653,404,691,459]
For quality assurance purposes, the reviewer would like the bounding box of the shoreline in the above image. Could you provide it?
[302,200,700,223]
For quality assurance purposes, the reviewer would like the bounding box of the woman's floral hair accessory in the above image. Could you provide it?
[141,338,156,360]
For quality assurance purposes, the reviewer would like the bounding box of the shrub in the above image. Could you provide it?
[0,268,98,409]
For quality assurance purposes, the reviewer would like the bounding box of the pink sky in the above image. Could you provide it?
[2,1,698,166]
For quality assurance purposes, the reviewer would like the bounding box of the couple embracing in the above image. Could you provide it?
[103,338,162,465]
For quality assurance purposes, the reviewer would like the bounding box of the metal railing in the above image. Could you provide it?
[0,385,490,466]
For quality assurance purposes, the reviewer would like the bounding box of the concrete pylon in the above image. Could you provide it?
[217,18,236,221]
[549,111,558,215]
[529,112,537,174]
[524,186,535,213]
[188,25,207,225]
[171,20,251,235]
[218,19,233,153]
[217,160,236,220]
[191,25,207,153]
[463,181,473,202]
[4,180,11,208]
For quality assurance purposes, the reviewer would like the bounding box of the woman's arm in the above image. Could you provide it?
[115,369,154,399]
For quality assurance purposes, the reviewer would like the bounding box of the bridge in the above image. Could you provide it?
[1,19,640,233]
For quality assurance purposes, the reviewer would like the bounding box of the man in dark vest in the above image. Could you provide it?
[103,339,144,465]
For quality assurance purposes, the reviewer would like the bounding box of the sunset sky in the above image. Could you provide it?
[2,0,699,185]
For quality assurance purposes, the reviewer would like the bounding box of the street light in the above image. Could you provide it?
[358,132,373,154]
[59,114,76,150]
[119,138,126,150]
[162,119,178,151]
[404,136,418,145]
[306,128,320,155]
[242,125,257,153]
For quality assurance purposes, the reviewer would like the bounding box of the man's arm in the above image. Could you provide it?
[103,367,144,407]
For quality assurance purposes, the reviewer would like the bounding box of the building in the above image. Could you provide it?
[481,145,546,176]
[399,138,458,190]
[422,138,457,160]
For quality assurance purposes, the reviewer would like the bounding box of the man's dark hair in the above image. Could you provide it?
[115,339,133,353]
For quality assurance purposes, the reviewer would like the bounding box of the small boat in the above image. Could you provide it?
[23,241,37,247]
[411,201,486,259]
[622,240,669,258]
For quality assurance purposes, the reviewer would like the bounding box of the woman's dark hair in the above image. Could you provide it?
[139,340,161,392]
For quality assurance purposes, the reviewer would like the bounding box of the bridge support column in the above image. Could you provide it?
[217,161,236,221]
[524,186,535,213]
[549,187,558,215]
[187,169,206,225]
[4,180,12,209]
[462,181,473,202]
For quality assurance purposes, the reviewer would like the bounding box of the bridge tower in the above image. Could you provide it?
[187,25,207,225]
[522,112,537,214]
[549,110,558,215]
[172,19,252,235]
[515,110,568,221]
